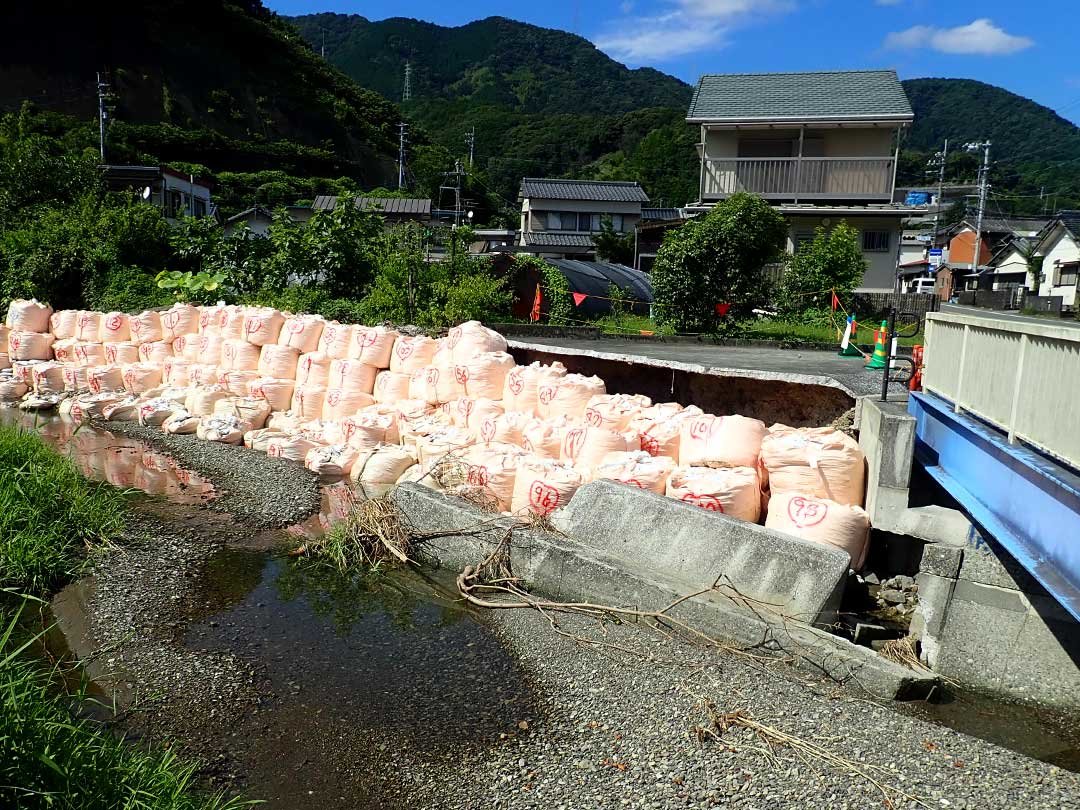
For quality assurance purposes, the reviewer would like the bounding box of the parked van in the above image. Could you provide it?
[910,278,936,295]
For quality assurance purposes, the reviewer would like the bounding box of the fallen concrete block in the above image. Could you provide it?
[550,480,850,626]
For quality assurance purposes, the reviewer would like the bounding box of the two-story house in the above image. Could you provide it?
[685,70,915,291]
[1033,211,1080,310]
[518,179,649,259]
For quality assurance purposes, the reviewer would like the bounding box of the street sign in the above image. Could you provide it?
[928,248,943,268]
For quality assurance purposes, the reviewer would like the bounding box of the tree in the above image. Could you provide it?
[776,222,866,315]
[592,217,634,265]
[651,193,787,333]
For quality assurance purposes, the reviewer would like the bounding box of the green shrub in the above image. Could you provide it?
[0,425,127,593]
[776,222,866,315]
[540,263,572,325]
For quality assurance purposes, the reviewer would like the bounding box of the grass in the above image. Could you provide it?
[0,424,127,594]
[591,314,925,346]
[0,600,250,810]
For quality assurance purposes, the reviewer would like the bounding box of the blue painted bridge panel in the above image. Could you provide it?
[908,392,1080,622]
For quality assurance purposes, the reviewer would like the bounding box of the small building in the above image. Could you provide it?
[635,209,687,273]
[944,216,1049,292]
[312,195,433,224]
[102,164,215,222]
[518,178,650,260]
[1033,211,1080,310]
[223,204,312,237]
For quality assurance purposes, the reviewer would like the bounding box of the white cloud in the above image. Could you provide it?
[594,0,792,63]
[884,18,1033,55]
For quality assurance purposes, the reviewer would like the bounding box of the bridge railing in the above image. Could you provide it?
[922,311,1080,471]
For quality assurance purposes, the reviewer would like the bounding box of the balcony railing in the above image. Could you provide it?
[701,157,895,200]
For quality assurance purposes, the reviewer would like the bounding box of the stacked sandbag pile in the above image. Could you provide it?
[4,301,871,562]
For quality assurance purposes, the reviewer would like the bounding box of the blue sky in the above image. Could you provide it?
[268,1,1080,125]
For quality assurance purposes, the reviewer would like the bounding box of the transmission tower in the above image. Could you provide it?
[96,72,110,161]
[465,127,476,170]
[402,61,412,103]
[397,123,408,190]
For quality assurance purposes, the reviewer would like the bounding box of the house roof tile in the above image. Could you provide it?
[312,195,431,215]
[522,232,596,248]
[519,178,650,203]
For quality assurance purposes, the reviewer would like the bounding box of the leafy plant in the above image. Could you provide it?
[540,263,572,325]
[592,217,634,265]
[776,222,866,315]
[155,269,227,304]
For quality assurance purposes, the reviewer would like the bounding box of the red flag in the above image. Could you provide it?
[831,291,840,311]
[530,284,542,322]
[715,303,730,317]
[572,292,587,307]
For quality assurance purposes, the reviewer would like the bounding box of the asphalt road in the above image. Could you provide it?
[940,303,1080,330]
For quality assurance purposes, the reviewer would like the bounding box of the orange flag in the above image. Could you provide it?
[530,284,543,322]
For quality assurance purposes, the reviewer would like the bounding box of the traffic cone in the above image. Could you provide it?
[865,320,888,369]
[838,316,863,357]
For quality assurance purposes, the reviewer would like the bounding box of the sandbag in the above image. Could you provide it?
[328,358,377,395]
[61,365,89,392]
[760,426,866,507]
[409,365,462,405]
[214,396,271,431]
[217,306,247,341]
[0,352,8,371]
[185,385,230,416]
[49,310,79,340]
[138,397,183,427]
[98,312,131,343]
[341,411,397,450]
[291,385,327,419]
[266,434,322,463]
[455,397,503,433]
[162,358,192,388]
[188,364,220,386]
[560,425,629,476]
[678,414,768,469]
[438,444,522,511]
[162,411,200,435]
[244,428,288,453]
[305,444,359,478]
[217,369,260,395]
[51,339,75,364]
[11,361,41,384]
[510,458,583,517]
[431,338,455,371]
[521,415,576,459]
[765,492,870,568]
[128,311,163,344]
[31,363,65,395]
[537,374,606,420]
[173,334,199,361]
[389,335,438,374]
[584,394,652,431]
[351,443,417,484]
[243,307,284,346]
[138,340,174,365]
[447,320,507,363]
[74,311,102,342]
[8,330,54,361]
[104,342,139,365]
[666,465,761,522]
[247,377,295,412]
[121,363,163,394]
[160,303,199,342]
[456,351,515,400]
[278,314,324,354]
[322,387,376,421]
[317,321,353,359]
[416,427,475,473]
[476,409,531,446]
[6,299,52,332]
[198,305,223,334]
[593,451,676,495]
[102,396,142,422]
[258,343,301,379]
[628,405,703,459]
[350,325,398,368]
[72,342,106,366]
[87,366,124,393]
[299,418,344,445]
[197,415,244,444]
[0,378,28,402]
[373,370,411,403]
[220,339,260,371]
[296,352,332,387]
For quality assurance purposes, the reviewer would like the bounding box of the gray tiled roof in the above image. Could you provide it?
[522,232,596,248]
[519,178,650,203]
[687,70,913,122]
[312,195,431,215]
[641,207,682,221]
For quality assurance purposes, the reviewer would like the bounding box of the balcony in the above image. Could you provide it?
[700,157,895,201]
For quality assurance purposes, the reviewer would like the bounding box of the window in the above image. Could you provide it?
[192,198,207,218]
[862,230,891,253]
[793,231,815,253]
[1059,262,1079,287]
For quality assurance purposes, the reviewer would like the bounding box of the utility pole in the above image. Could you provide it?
[927,138,948,240]
[397,122,408,190]
[465,126,475,170]
[96,72,110,161]
[402,60,412,103]
[966,140,992,283]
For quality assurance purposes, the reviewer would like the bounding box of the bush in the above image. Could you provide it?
[776,222,866,315]
[0,425,127,594]
[652,193,786,333]
[540,263,572,325]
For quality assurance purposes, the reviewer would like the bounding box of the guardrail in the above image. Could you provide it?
[701,156,895,200]
[922,311,1080,470]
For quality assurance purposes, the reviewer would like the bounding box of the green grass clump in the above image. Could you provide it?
[0,601,249,810]
[0,424,127,593]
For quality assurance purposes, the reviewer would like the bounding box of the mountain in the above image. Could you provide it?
[1,1,402,208]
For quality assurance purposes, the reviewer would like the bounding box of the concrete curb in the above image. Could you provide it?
[391,484,939,701]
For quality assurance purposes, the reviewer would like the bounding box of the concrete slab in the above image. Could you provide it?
[551,480,850,626]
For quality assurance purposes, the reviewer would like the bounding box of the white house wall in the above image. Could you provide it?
[1038,228,1080,307]
[523,197,642,233]
[785,214,902,292]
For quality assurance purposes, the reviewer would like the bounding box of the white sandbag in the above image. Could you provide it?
[216,369,260,395]
[162,410,200,435]
[266,433,322,463]
[296,352,332,387]
[245,428,288,452]
[102,396,142,422]
[456,351,515,400]
[265,412,305,433]
[350,325,398,368]
[328,358,377,395]
[439,444,523,511]
[537,373,606,420]
[138,340,174,365]
[49,310,79,340]
[299,418,344,445]
[409,365,463,405]
[173,334,198,360]
[629,405,703,459]
[322,387,376,421]
[11,360,41,384]
[447,320,507,363]
[431,338,454,371]
[72,342,105,366]
[6,299,52,332]
[521,415,577,459]
[188,364,220,386]
[666,465,761,522]
[416,427,475,473]
[760,426,866,507]
[351,443,418,484]
[316,321,354,360]
[198,305,223,334]
[197,415,244,444]
[247,377,295,412]
[214,396,271,431]
[217,306,247,341]
[104,342,139,365]
[160,303,199,342]
[0,352,8,371]
[584,393,652,431]
[560,425,630,477]
[128,310,163,344]
[510,458,583,517]
[0,379,28,401]
[291,385,327,419]
[452,397,503,433]
[185,386,230,416]
[305,444,359,478]
[61,365,89,392]
[258,343,300,379]
[51,339,75,364]
[278,314,324,354]
[74,311,102,342]
[121,363,163,394]
[87,366,124,393]
[341,411,397,450]
[30,362,65,395]
[162,358,192,387]
[476,409,531,446]
[98,312,130,343]
[389,335,438,374]
[138,397,182,427]
[8,330,54,361]
[678,414,768,469]
[220,339,260,371]
[242,307,284,346]
[594,451,677,495]
[373,370,411,403]
[765,492,870,568]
